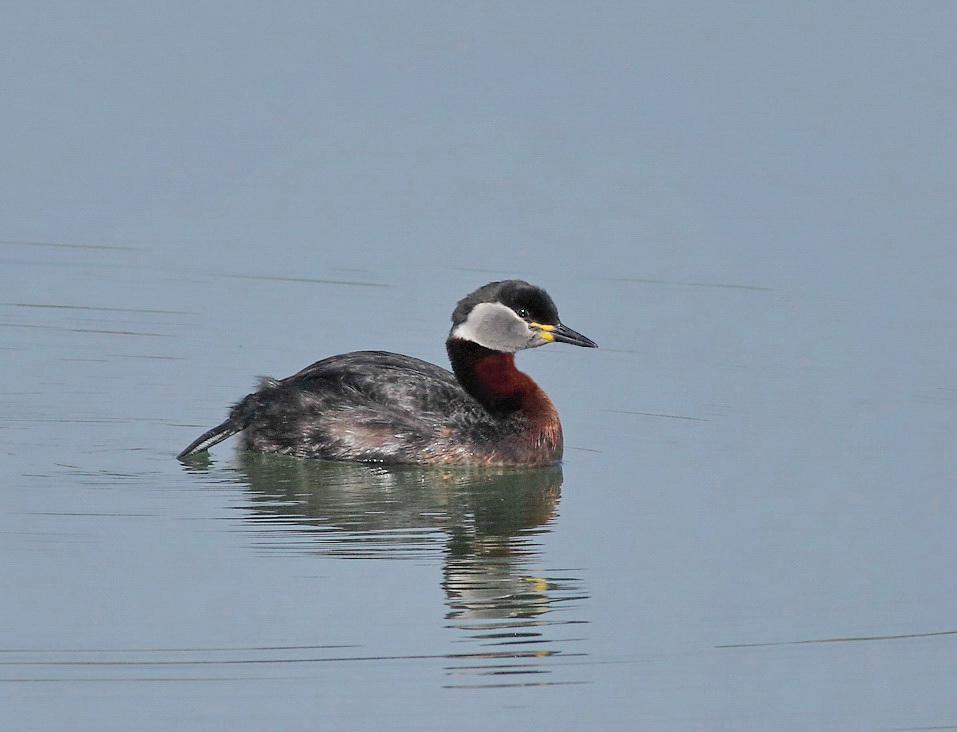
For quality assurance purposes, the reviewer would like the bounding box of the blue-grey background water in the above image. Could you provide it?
[2,2,956,729]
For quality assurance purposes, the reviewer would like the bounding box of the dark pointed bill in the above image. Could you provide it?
[535,322,598,348]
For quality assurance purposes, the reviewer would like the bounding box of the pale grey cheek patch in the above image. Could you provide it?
[452,302,534,353]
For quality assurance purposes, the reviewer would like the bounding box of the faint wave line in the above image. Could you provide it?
[0,322,169,337]
[443,680,588,689]
[0,648,575,667]
[717,629,957,648]
[0,239,140,251]
[613,277,771,291]
[604,409,709,422]
[1,302,193,315]
[0,676,307,683]
[211,273,391,288]
[0,644,356,654]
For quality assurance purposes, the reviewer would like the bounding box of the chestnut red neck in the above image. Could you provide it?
[446,337,564,463]
[446,338,547,418]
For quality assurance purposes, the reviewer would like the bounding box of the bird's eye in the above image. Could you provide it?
[517,308,529,319]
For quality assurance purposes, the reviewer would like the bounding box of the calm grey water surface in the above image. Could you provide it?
[3,2,957,730]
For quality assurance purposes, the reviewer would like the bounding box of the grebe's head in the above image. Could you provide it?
[449,280,598,353]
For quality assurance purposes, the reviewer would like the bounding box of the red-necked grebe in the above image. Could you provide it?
[177,280,597,465]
